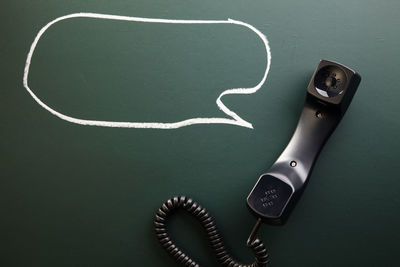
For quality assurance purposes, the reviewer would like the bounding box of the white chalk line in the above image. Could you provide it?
[23,12,271,129]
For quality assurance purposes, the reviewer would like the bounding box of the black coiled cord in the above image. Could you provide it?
[154,196,269,267]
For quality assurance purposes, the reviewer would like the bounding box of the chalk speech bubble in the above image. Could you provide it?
[23,12,271,129]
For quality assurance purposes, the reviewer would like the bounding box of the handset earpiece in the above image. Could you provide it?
[247,59,361,225]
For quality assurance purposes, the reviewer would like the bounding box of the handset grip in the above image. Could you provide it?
[247,100,340,224]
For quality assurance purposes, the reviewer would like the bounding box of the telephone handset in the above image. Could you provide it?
[247,59,361,225]
[155,59,361,266]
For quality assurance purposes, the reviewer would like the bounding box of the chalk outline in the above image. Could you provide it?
[23,12,271,129]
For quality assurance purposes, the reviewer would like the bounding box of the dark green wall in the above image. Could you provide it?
[1,0,399,266]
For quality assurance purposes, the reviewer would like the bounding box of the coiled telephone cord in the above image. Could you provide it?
[154,196,269,267]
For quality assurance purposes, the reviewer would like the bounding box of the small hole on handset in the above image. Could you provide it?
[316,111,323,118]
[290,161,297,167]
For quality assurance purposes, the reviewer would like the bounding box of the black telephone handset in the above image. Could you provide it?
[247,59,361,225]
[155,59,361,266]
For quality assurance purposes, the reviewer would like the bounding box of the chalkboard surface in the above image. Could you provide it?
[1,1,399,266]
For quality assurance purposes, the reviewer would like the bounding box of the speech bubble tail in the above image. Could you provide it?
[232,118,253,129]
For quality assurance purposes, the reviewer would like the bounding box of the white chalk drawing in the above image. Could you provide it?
[23,12,271,129]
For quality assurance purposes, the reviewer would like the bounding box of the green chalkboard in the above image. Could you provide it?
[1,1,399,266]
